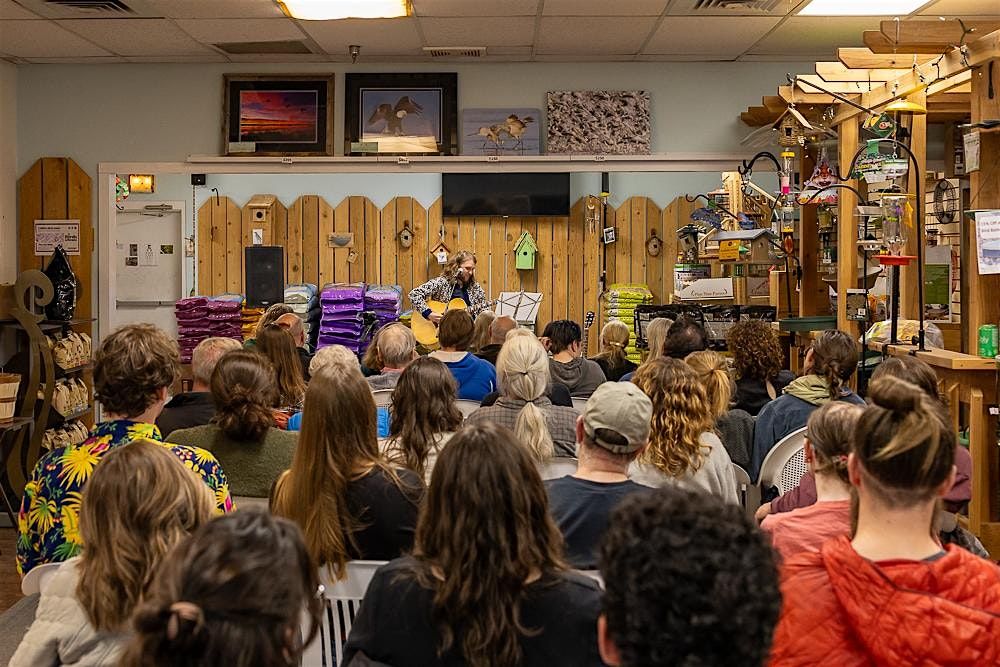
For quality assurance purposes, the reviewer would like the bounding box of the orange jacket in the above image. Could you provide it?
[770,536,1000,666]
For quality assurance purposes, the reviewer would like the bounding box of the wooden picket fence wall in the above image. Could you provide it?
[197,194,695,355]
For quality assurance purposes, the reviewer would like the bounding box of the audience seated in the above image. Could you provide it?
[476,314,517,366]
[769,376,1000,665]
[365,323,417,391]
[751,329,863,480]
[169,351,297,499]
[590,320,637,382]
[598,487,781,666]
[121,511,321,667]
[545,320,606,397]
[156,336,240,438]
[685,350,754,470]
[760,402,862,561]
[429,310,497,402]
[275,312,313,380]
[17,324,233,576]
[309,343,363,378]
[255,324,307,412]
[271,368,423,570]
[470,310,496,354]
[726,319,795,416]
[618,316,671,383]
[384,357,464,484]
[661,316,709,359]
[242,303,293,351]
[466,335,579,460]
[629,358,738,504]
[11,440,215,667]
[546,382,652,569]
[344,422,603,667]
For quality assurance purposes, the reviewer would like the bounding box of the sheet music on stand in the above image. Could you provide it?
[495,291,543,327]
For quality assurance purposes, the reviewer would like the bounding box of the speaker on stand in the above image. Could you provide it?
[245,246,285,308]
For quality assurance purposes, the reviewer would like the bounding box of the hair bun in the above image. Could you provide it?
[868,375,922,412]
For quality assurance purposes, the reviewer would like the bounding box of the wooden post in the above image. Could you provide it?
[901,90,927,321]
[965,58,1000,353]
[836,113,860,332]
[798,147,825,317]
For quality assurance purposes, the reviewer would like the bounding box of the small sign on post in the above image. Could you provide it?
[34,219,81,256]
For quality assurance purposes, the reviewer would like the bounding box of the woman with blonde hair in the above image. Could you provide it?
[630,357,738,503]
[465,334,579,463]
[255,324,307,412]
[590,320,637,382]
[619,316,671,382]
[685,350,754,470]
[11,440,215,666]
[471,310,496,354]
[243,303,294,351]
[271,368,423,576]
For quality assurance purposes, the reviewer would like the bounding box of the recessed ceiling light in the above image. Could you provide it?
[798,0,928,16]
[277,0,410,20]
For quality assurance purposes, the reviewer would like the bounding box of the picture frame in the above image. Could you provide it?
[461,107,541,156]
[223,74,334,156]
[344,73,458,156]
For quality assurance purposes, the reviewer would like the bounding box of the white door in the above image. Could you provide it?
[113,207,184,335]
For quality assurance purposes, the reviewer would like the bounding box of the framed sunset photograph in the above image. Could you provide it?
[223,74,334,156]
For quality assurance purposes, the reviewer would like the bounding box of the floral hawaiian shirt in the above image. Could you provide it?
[17,420,234,576]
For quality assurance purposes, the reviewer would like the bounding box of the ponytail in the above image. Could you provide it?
[805,402,863,485]
[810,330,859,401]
[594,321,630,371]
[684,350,733,421]
[209,351,278,442]
[514,402,555,461]
[495,336,556,461]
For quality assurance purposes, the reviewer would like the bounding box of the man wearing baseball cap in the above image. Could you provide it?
[545,382,653,569]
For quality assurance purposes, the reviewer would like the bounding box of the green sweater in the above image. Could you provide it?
[168,424,297,498]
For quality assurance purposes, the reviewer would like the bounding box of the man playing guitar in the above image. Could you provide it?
[409,250,491,324]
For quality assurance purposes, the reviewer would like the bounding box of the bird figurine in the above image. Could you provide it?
[367,96,424,135]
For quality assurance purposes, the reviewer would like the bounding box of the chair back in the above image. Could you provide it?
[758,427,809,495]
[21,562,61,596]
[371,389,394,408]
[570,397,588,412]
[300,560,386,667]
[454,399,482,419]
[732,464,760,521]
[538,456,579,480]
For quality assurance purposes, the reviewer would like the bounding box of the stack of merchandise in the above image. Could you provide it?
[241,305,264,342]
[601,283,653,364]
[175,297,210,363]
[285,283,320,351]
[318,283,366,353]
[363,284,403,353]
[206,296,244,344]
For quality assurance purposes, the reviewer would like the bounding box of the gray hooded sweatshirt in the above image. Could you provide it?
[548,357,607,398]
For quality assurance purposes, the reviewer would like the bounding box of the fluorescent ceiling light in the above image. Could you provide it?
[798,0,927,16]
[278,0,410,20]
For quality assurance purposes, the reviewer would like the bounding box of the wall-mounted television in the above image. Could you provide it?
[442,172,570,217]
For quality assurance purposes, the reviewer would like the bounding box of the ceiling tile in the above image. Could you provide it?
[0,0,40,19]
[124,54,229,63]
[536,16,655,54]
[667,0,801,15]
[0,20,111,57]
[413,0,539,16]
[543,0,668,15]
[174,18,305,43]
[918,0,1000,16]
[747,16,878,56]
[534,53,636,61]
[140,0,285,19]
[24,55,124,63]
[223,53,332,62]
[297,17,423,55]
[58,18,217,55]
[420,17,535,46]
[645,16,780,55]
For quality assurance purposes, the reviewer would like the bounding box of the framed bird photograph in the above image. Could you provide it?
[462,108,541,156]
[222,74,334,156]
[345,73,458,156]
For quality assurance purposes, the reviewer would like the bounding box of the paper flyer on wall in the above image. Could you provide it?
[974,210,1000,275]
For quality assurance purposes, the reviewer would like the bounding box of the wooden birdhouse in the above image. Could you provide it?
[431,240,451,264]
[514,231,538,270]
[772,106,813,148]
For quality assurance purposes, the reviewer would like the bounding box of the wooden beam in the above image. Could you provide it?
[837,47,931,69]
[880,19,1000,48]
[901,91,926,321]
[816,61,905,82]
[832,29,1000,125]
[762,95,786,114]
[927,70,972,96]
[796,74,880,94]
[836,116,860,334]
[778,84,841,105]
[864,30,946,54]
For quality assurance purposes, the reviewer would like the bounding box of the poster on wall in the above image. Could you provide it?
[924,244,952,321]
[222,75,334,156]
[546,90,650,155]
[974,210,1000,275]
[34,220,80,256]
[461,108,541,156]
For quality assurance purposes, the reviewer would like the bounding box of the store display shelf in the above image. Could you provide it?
[53,406,92,423]
[0,417,33,432]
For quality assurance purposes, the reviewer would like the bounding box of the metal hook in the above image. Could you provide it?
[211,188,220,205]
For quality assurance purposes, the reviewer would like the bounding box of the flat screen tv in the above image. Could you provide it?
[442,172,570,216]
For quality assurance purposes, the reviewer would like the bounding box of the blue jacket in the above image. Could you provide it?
[439,353,496,402]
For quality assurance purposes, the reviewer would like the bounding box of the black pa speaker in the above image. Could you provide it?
[245,246,284,308]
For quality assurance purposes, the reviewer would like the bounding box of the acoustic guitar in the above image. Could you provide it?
[580,311,596,356]
[411,298,470,348]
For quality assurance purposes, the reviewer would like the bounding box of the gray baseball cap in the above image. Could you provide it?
[583,382,652,454]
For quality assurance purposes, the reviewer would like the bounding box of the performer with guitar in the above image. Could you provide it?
[409,250,491,347]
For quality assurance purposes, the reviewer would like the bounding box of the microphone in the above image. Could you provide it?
[455,268,464,279]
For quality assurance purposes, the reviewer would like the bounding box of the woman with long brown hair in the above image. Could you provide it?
[726,318,795,415]
[12,440,215,666]
[344,422,603,667]
[590,320,636,382]
[384,356,463,483]
[255,324,307,412]
[270,368,423,576]
[770,376,1000,665]
[685,350,754,470]
[169,351,297,498]
[630,357,738,503]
